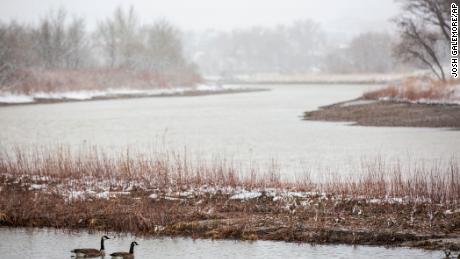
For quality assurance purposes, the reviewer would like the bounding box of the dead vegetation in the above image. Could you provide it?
[363,76,459,103]
[0,147,459,250]
[2,68,201,94]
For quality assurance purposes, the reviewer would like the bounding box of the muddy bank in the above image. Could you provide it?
[303,98,460,128]
[1,182,459,252]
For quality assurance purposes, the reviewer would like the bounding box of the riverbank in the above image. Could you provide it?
[1,181,459,252]
[0,148,458,252]
[0,85,267,106]
[304,98,460,128]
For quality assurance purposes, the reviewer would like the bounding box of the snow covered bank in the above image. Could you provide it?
[0,85,260,105]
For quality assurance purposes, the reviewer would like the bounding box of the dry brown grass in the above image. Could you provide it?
[2,68,202,94]
[0,147,459,247]
[0,146,458,204]
[364,76,459,102]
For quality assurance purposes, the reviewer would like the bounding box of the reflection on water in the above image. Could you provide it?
[0,84,459,178]
[0,228,443,259]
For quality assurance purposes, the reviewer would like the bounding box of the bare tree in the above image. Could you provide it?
[0,6,198,91]
[64,17,87,69]
[97,19,118,68]
[96,6,142,68]
[144,20,185,72]
[394,0,455,81]
[0,21,35,89]
[348,32,396,73]
[34,9,89,69]
[113,6,141,67]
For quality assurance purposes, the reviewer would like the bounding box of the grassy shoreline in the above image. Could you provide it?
[304,98,460,128]
[0,148,459,251]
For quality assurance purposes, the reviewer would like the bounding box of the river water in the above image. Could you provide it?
[0,84,457,258]
[0,228,443,259]
[0,84,458,177]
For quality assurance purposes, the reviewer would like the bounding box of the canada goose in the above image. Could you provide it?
[71,235,110,258]
[110,241,139,258]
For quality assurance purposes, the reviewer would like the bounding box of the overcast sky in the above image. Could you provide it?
[0,0,401,34]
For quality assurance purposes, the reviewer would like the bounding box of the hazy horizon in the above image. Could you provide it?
[0,0,400,36]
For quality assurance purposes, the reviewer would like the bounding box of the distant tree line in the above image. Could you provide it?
[187,21,326,75]
[185,21,401,77]
[1,1,452,90]
[0,7,197,91]
[322,32,397,74]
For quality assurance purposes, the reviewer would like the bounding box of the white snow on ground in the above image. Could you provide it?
[4,173,438,205]
[29,184,48,190]
[0,94,34,103]
[444,209,460,215]
[0,85,249,104]
[34,90,107,100]
[230,190,262,200]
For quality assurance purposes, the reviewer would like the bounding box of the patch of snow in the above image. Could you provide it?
[388,197,404,204]
[272,196,282,202]
[30,175,51,182]
[0,94,34,103]
[29,184,47,190]
[300,200,310,206]
[96,191,111,199]
[444,208,460,215]
[34,91,106,100]
[67,191,89,201]
[154,225,165,232]
[369,198,381,204]
[178,191,194,198]
[0,85,249,104]
[230,190,262,200]
[95,191,130,199]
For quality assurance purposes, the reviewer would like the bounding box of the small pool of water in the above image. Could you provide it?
[0,228,444,259]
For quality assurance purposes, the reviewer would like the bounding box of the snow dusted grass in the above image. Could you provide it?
[364,77,460,105]
[0,146,458,205]
[0,146,459,248]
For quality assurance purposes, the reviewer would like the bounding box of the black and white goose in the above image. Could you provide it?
[110,241,139,258]
[71,235,110,258]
